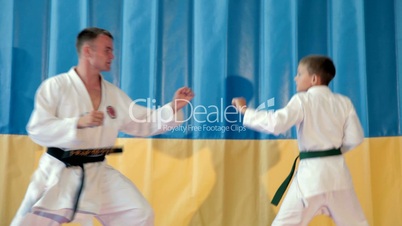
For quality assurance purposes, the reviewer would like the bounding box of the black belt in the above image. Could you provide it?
[46,147,123,221]
[271,148,342,206]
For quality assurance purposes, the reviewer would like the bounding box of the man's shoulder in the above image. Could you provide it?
[101,79,132,101]
[102,79,122,92]
[40,72,69,86]
[34,71,76,96]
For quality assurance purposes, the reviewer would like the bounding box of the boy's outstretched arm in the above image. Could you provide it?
[232,97,248,114]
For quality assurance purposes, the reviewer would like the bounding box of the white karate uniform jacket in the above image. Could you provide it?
[243,86,364,198]
[15,68,183,216]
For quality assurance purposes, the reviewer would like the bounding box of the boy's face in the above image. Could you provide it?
[294,63,313,92]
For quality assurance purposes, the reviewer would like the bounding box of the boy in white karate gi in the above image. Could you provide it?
[11,27,194,226]
[232,55,368,226]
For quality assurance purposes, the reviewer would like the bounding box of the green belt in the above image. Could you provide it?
[271,148,342,206]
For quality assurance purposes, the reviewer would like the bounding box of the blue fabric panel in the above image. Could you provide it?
[0,0,14,133]
[259,0,298,139]
[397,0,402,135]
[188,0,229,139]
[119,0,157,101]
[297,0,328,57]
[330,0,369,133]
[364,0,399,136]
[0,0,401,139]
[0,0,48,134]
[224,0,262,139]
[47,0,85,77]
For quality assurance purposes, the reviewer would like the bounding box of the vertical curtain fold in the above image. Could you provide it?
[0,0,13,132]
[364,0,398,136]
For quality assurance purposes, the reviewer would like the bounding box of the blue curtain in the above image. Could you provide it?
[0,0,401,139]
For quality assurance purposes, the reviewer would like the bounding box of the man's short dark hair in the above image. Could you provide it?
[299,55,336,85]
[76,27,113,54]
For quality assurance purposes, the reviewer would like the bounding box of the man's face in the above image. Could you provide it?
[87,34,114,72]
[294,63,313,92]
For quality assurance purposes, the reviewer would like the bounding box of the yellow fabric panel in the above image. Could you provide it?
[0,135,42,225]
[1,135,401,226]
[367,137,402,226]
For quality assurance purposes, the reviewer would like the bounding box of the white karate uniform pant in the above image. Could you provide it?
[11,207,154,226]
[11,155,154,226]
[272,181,369,226]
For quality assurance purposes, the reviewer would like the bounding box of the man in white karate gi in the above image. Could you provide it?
[11,27,194,226]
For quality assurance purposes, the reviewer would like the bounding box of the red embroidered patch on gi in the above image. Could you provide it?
[107,106,117,119]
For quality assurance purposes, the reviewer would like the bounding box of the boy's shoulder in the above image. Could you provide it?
[292,87,353,105]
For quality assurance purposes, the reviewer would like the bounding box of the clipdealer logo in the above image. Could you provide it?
[129,97,275,133]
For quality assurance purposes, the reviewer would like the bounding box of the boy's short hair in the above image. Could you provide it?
[76,27,113,54]
[299,55,336,85]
